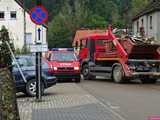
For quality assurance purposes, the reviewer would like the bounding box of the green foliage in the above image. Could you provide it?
[85,14,107,29]
[48,0,110,48]
[48,15,72,48]
[131,0,150,16]
[48,0,89,48]
[0,26,14,68]
[88,0,120,23]
[0,26,20,120]
[15,48,21,55]
[15,47,30,55]
[25,0,150,48]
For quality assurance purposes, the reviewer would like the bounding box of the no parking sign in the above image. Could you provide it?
[30,5,48,25]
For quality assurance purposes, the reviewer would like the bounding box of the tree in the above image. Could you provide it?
[131,0,150,16]
[0,26,20,120]
[88,0,120,24]
[85,14,107,29]
[48,0,89,48]
[120,0,132,28]
[48,14,73,48]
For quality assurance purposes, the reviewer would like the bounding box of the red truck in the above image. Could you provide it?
[46,48,81,83]
[76,27,160,83]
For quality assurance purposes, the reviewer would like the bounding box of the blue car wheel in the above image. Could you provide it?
[26,79,44,97]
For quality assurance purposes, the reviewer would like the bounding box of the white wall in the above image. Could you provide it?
[147,13,157,40]
[133,11,160,43]
[0,0,47,49]
[157,12,160,41]
[0,0,24,49]
[133,21,137,35]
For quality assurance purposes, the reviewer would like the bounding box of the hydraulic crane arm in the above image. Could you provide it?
[107,26,128,60]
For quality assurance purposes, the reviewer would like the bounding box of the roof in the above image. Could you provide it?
[72,29,106,46]
[82,34,110,40]
[133,0,160,21]
[15,0,48,28]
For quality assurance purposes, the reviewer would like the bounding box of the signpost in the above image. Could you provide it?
[30,1,48,101]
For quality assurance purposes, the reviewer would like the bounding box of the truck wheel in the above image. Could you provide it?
[113,65,125,83]
[82,64,95,80]
[141,78,157,84]
[26,79,44,97]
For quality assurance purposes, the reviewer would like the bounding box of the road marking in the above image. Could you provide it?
[107,102,120,109]
[86,93,126,120]
[79,85,126,120]
[99,101,126,120]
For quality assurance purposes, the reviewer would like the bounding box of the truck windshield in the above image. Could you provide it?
[50,52,77,62]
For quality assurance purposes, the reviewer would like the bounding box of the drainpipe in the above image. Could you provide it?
[23,0,27,53]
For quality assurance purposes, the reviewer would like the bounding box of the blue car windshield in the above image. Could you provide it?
[51,52,77,62]
[14,56,48,67]
[15,57,34,67]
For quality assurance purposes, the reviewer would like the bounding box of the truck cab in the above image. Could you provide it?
[79,34,119,80]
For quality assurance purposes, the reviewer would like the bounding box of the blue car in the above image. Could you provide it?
[12,55,57,96]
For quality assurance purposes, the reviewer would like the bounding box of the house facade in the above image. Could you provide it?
[132,0,160,42]
[0,0,47,49]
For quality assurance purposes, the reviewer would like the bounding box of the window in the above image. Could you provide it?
[96,40,106,46]
[95,40,116,52]
[0,12,4,19]
[10,11,16,19]
[141,19,144,26]
[104,41,116,52]
[80,39,87,49]
[51,52,77,62]
[150,16,152,29]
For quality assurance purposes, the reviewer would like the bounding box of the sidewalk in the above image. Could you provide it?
[17,83,123,120]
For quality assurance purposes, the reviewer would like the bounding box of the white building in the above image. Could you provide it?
[132,0,160,42]
[0,0,47,49]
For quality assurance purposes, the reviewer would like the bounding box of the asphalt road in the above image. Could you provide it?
[78,78,160,120]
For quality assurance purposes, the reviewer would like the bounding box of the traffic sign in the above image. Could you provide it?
[30,5,48,25]
[30,44,48,53]
[36,26,43,43]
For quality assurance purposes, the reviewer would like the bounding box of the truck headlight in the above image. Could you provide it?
[74,67,79,70]
[54,67,57,70]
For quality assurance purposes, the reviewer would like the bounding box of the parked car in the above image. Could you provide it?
[12,55,57,96]
[46,48,81,83]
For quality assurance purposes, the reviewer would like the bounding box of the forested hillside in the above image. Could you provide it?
[23,0,150,48]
